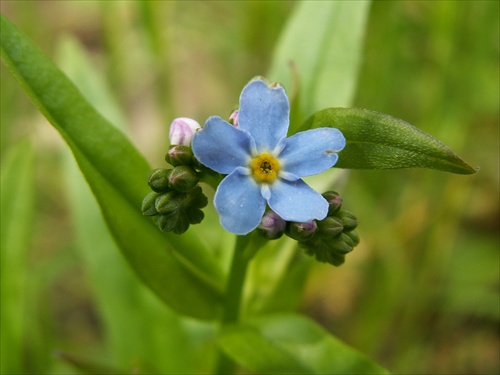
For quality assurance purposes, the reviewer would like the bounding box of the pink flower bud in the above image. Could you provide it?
[169,117,201,146]
[229,110,239,127]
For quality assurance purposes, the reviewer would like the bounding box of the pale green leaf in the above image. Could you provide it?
[218,313,390,374]
[269,1,371,130]
[0,140,35,373]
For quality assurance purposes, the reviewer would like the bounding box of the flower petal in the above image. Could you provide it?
[279,128,346,177]
[214,168,266,235]
[238,80,289,152]
[268,179,328,222]
[192,116,253,174]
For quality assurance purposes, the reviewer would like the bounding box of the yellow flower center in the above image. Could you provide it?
[250,152,280,183]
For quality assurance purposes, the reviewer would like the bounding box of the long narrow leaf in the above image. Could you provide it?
[0,140,35,373]
[269,1,371,129]
[303,107,477,174]
[0,14,223,319]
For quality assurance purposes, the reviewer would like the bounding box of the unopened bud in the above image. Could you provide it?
[336,210,358,231]
[173,212,191,234]
[169,117,200,146]
[316,216,344,238]
[185,186,208,209]
[229,110,239,127]
[186,207,205,225]
[287,220,317,241]
[142,192,160,216]
[345,230,360,246]
[166,145,194,167]
[148,168,172,192]
[157,211,177,232]
[322,191,343,215]
[155,190,185,214]
[330,233,354,254]
[168,165,199,192]
[258,211,286,240]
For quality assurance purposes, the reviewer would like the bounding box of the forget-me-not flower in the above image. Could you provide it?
[192,79,346,235]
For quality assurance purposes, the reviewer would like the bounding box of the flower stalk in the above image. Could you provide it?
[214,233,260,374]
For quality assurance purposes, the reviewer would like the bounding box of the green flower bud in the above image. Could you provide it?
[185,186,208,208]
[142,192,160,216]
[316,216,344,238]
[168,165,199,192]
[148,168,172,192]
[329,233,354,254]
[336,210,358,231]
[346,230,360,246]
[322,191,342,215]
[155,190,185,214]
[300,240,346,266]
[173,211,190,234]
[286,220,317,241]
[157,211,178,232]
[186,207,205,225]
[166,145,194,167]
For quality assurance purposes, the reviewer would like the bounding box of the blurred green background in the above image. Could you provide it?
[1,1,498,374]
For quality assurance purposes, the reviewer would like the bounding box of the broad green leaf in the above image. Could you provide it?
[269,1,371,129]
[1,140,35,374]
[0,14,223,320]
[218,313,390,374]
[303,108,477,174]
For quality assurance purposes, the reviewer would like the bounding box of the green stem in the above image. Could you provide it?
[214,234,255,374]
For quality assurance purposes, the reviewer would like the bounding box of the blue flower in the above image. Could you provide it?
[192,79,346,235]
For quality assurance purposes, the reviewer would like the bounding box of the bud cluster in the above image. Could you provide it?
[142,119,208,234]
[256,191,359,266]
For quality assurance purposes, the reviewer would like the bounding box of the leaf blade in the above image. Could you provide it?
[303,108,478,174]
[269,1,371,128]
[218,313,390,374]
[0,14,224,319]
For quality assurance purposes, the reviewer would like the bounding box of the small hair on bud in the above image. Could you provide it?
[169,117,201,146]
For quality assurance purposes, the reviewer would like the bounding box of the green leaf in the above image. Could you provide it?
[1,140,35,374]
[58,35,198,373]
[269,1,371,130]
[218,313,390,374]
[303,108,478,174]
[0,14,223,320]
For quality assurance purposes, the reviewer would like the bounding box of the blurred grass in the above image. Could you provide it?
[1,1,498,374]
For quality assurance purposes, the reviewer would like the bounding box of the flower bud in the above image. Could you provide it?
[322,191,342,215]
[173,211,191,234]
[155,190,185,214]
[329,233,354,254]
[142,192,160,216]
[166,145,194,167]
[286,220,317,241]
[345,230,360,246]
[185,186,208,209]
[336,210,358,231]
[316,216,344,238]
[168,165,199,192]
[186,207,205,225]
[148,168,172,192]
[169,117,200,146]
[157,211,177,232]
[258,211,286,240]
[229,110,239,127]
